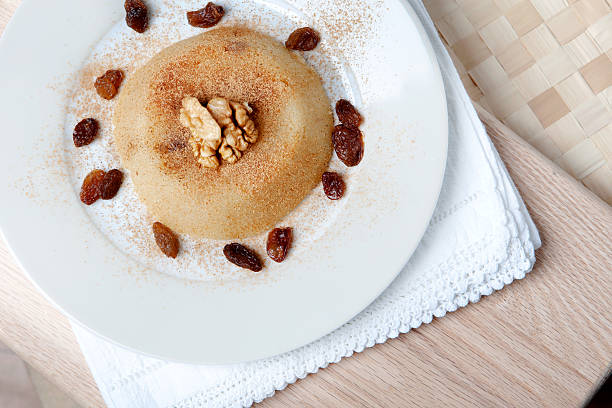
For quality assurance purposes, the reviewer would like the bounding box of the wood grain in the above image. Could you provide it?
[258,107,612,408]
[0,1,611,407]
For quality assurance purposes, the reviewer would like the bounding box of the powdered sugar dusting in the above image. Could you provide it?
[64,0,379,282]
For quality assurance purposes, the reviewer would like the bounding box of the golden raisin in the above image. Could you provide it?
[322,172,345,200]
[125,0,148,33]
[100,169,124,200]
[95,70,124,100]
[223,243,262,272]
[187,2,225,28]
[73,118,99,147]
[336,99,362,128]
[267,227,293,263]
[332,125,364,167]
[80,169,105,205]
[285,27,320,51]
[152,222,179,258]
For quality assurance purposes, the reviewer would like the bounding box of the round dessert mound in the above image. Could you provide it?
[114,27,333,239]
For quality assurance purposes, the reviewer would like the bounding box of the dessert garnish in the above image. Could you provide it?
[80,169,106,205]
[223,243,263,272]
[266,227,293,263]
[95,70,124,100]
[332,125,364,167]
[153,222,180,258]
[125,0,149,33]
[187,2,225,28]
[100,169,124,200]
[73,118,99,147]
[80,169,125,204]
[285,27,320,51]
[323,100,363,198]
[180,96,258,168]
[335,99,362,128]
[322,172,345,200]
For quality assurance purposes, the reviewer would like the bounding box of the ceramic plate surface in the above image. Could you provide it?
[0,0,447,363]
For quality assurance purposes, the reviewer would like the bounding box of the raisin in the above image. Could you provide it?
[95,70,124,100]
[73,118,99,147]
[187,2,225,28]
[267,227,293,263]
[335,99,362,128]
[80,169,105,205]
[100,169,124,200]
[152,222,179,258]
[223,243,262,272]
[285,27,320,51]
[106,70,124,88]
[332,125,364,167]
[95,81,116,100]
[322,172,345,200]
[125,0,148,33]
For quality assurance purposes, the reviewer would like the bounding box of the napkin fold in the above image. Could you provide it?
[72,1,541,406]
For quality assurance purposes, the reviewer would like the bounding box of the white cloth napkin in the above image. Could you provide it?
[71,1,541,406]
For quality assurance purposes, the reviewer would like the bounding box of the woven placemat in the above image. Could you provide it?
[424,0,612,204]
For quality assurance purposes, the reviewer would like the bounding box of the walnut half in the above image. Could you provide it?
[180,97,221,168]
[179,96,258,168]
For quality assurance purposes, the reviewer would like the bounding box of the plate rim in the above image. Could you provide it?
[0,0,448,364]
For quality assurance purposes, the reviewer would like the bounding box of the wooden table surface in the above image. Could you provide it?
[1,2,611,407]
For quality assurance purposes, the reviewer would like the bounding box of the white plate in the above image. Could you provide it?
[0,0,447,364]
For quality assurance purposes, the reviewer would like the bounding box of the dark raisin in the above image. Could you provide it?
[73,118,99,147]
[106,70,124,88]
[187,2,225,28]
[223,243,263,272]
[267,227,293,263]
[80,169,105,205]
[285,27,320,51]
[125,0,149,33]
[332,125,364,167]
[152,222,179,258]
[100,169,124,200]
[95,70,124,100]
[322,172,345,200]
[335,99,362,128]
